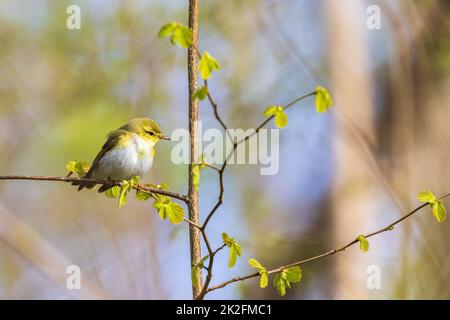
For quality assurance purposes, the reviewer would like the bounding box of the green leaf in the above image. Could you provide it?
[192,164,200,192]
[118,183,130,209]
[154,197,170,219]
[248,259,269,289]
[228,242,242,268]
[431,200,446,223]
[248,258,263,269]
[273,268,302,296]
[275,110,288,128]
[152,190,184,224]
[263,106,288,128]
[129,176,140,187]
[65,160,77,172]
[199,51,220,80]
[417,190,436,203]
[168,202,185,224]
[192,86,208,101]
[158,22,193,48]
[315,86,333,113]
[104,186,121,198]
[273,274,287,296]
[158,22,178,37]
[191,255,209,285]
[65,160,90,177]
[222,232,232,245]
[357,235,369,253]
[233,242,242,256]
[222,233,242,268]
[135,189,152,201]
[260,271,268,288]
[284,266,302,283]
[263,105,282,117]
[229,249,237,268]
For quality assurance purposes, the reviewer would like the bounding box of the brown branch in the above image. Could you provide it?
[204,80,229,133]
[195,235,227,300]
[195,229,214,300]
[206,193,450,294]
[187,0,203,299]
[0,175,188,202]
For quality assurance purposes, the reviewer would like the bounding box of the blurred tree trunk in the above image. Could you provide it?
[325,0,377,299]
[387,0,450,298]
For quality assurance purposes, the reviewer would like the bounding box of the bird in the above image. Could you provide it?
[72,118,170,192]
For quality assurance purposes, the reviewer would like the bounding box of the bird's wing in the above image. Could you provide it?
[83,129,129,178]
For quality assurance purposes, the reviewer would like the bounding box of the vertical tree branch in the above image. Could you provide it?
[187,0,202,299]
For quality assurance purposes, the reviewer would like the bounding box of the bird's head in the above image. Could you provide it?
[122,118,171,143]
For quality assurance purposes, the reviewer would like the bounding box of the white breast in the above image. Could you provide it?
[95,134,155,180]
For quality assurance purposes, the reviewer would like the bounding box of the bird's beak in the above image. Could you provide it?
[160,134,171,141]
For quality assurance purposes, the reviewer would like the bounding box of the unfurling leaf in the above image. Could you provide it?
[248,258,269,289]
[275,110,288,128]
[273,273,287,296]
[273,267,302,296]
[199,51,220,80]
[263,105,282,117]
[416,190,446,223]
[118,181,130,208]
[222,232,242,268]
[263,105,288,128]
[284,266,302,283]
[105,186,121,198]
[158,22,178,37]
[315,86,333,113]
[248,258,263,269]
[260,271,269,288]
[153,194,171,219]
[65,160,90,177]
[153,189,185,224]
[158,22,193,48]
[357,235,369,253]
[192,164,200,192]
[417,190,436,203]
[129,176,140,187]
[193,86,208,101]
[191,255,209,285]
[135,189,152,201]
[431,200,446,223]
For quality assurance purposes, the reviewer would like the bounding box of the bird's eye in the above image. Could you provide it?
[146,130,155,136]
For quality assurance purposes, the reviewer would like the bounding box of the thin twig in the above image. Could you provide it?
[201,90,317,230]
[206,193,450,293]
[196,236,227,300]
[183,218,201,229]
[196,229,214,300]
[0,175,188,202]
[202,162,221,173]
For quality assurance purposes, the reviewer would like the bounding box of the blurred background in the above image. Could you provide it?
[0,0,449,299]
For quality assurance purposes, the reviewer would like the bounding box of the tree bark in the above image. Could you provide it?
[187,0,202,299]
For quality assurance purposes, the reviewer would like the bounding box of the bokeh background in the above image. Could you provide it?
[0,0,449,299]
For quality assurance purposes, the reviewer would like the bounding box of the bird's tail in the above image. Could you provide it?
[71,168,97,191]
[71,178,97,191]
[97,184,113,193]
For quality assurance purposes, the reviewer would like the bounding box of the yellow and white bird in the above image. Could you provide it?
[73,118,170,192]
